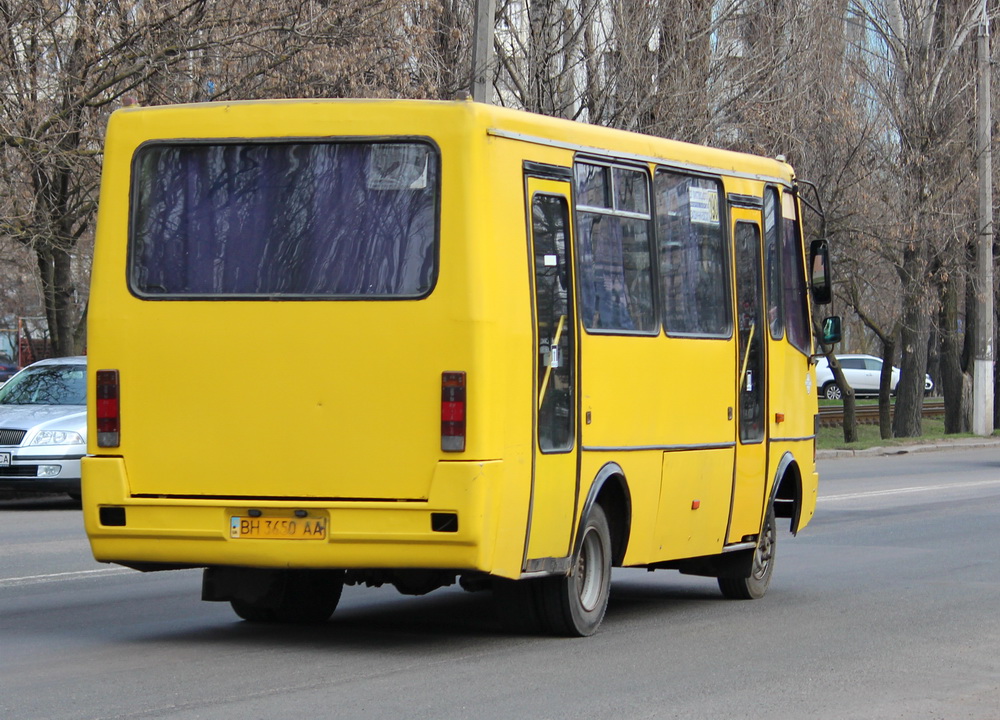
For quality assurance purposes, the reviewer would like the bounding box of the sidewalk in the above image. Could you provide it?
[818,435,1000,459]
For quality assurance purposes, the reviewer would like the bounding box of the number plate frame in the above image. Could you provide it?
[229,515,327,540]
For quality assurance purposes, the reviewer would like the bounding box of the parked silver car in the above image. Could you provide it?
[0,356,86,499]
[815,353,934,400]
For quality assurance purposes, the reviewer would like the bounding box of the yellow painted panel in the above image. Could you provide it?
[578,451,663,567]
[91,299,481,499]
[84,456,504,572]
[580,335,736,449]
[577,332,738,566]
[729,448,767,541]
[654,448,734,561]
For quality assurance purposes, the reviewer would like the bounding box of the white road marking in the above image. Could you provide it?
[0,566,136,588]
[819,478,1000,502]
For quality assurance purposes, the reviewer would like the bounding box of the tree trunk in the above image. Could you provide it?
[52,245,76,357]
[892,190,932,438]
[35,244,77,358]
[825,354,858,443]
[878,339,896,439]
[73,302,88,355]
[940,270,967,433]
[893,293,930,437]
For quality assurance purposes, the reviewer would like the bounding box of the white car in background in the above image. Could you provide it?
[816,354,934,400]
[0,356,86,499]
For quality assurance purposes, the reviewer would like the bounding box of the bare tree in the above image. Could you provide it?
[0,0,419,357]
[845,0,982,436]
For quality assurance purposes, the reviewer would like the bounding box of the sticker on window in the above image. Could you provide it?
[367,144,429,190]
[689,186,720,226]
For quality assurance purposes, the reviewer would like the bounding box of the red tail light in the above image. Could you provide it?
[96,370,120,448]
[441,372,466,452]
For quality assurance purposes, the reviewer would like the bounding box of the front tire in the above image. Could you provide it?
[718,505,776,600]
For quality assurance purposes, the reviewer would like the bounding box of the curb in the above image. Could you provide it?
[818,437,1000,459]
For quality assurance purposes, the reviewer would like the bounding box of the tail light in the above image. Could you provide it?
[441,372,466,452]
[96,370,120,448]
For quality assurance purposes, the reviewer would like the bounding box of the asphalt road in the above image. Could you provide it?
[2,447,999,720]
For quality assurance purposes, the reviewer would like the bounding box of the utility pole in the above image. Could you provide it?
[974,0,994,436]
[471,0,497,103]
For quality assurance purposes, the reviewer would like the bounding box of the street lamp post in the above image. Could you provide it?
[471,0,497,103]
[973,0,994,436]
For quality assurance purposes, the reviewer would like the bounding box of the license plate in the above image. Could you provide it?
[0,453,9,467]
[230,515,327,540]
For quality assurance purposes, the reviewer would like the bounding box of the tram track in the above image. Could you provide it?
[818,397,945,428]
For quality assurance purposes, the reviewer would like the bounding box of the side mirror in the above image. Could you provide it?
[821,315,842,345]
[809,239,833,305]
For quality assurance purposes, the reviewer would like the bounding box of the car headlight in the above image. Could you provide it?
[30,430,84,446]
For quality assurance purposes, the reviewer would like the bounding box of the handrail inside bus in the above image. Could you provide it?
[739,322,756,391]
[538,314,566,410]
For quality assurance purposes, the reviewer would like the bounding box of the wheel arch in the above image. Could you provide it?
[770,451,804,535]
[577,462,631,567]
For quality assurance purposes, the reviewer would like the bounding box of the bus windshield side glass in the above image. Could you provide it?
[129,141,438,298]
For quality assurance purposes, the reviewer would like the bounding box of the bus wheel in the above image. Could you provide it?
[719,505,776,600]
[822,382,842,400]
[231,570,345,624]
[540,504,612,636]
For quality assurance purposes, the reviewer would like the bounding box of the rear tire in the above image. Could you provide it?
[822,382,842,400]
[719,505,776,600]
[493,505,613,637]
[231,570,345,624]
[539,504,612,636]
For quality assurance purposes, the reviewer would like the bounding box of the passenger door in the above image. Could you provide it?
[523,172,578,565]
[728,208,768,543]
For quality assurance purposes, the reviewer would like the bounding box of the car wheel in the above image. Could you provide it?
[822,382,842,400]
[719,505,776,600]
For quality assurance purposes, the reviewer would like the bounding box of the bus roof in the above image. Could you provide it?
[108,98,795,186]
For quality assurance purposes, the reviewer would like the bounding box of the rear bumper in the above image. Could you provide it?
[83,456,501,574]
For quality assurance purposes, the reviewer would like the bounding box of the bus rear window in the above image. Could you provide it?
[129,141,438,298]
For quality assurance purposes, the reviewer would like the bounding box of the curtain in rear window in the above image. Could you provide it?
[129,142,438,298]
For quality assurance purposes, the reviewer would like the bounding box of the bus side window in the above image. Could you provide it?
[654,170,730,337]
[574,163,656,334]
[781,192,811,355]
[764,187,784,340]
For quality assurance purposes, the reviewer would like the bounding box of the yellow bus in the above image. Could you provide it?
[84,98,838,636]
